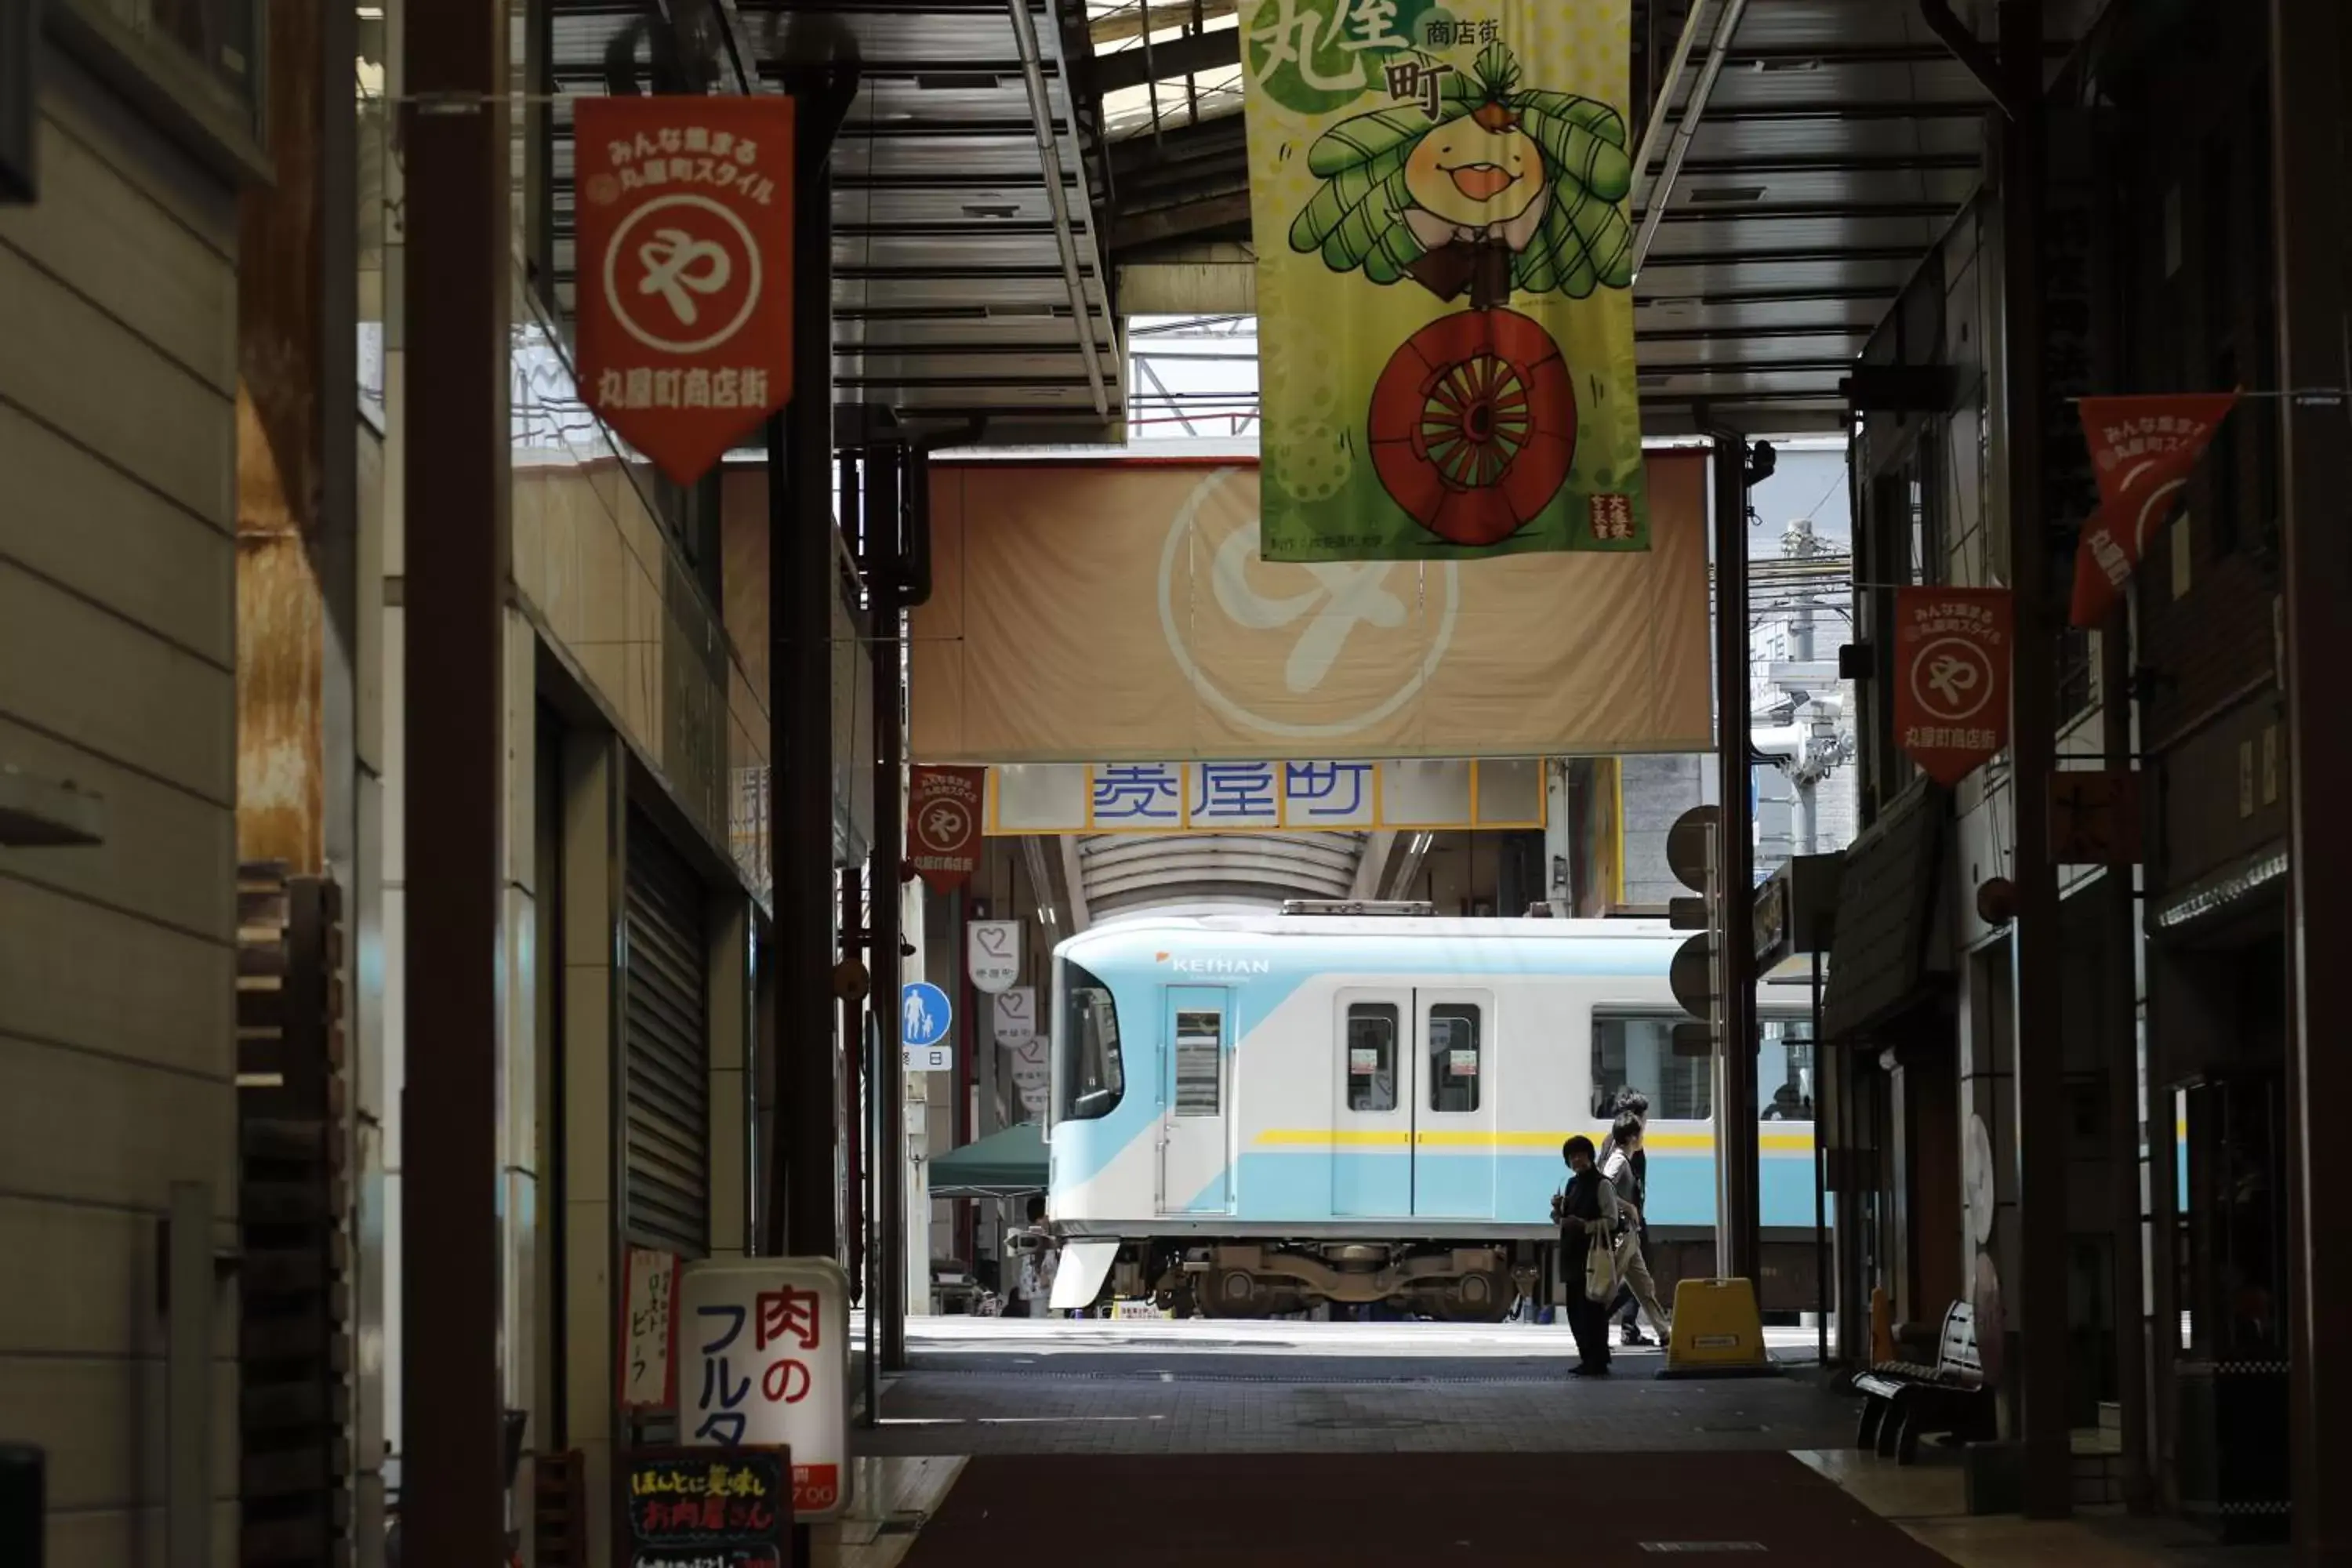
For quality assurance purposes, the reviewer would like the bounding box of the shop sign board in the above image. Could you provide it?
[992,986,1038,1049]
[619,1247,681,1411]
[677,1257,851,1520]
[967,920,1022,993]
[621,1446,791,1566]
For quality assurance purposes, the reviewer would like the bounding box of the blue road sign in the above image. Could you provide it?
[901,982,952,1049]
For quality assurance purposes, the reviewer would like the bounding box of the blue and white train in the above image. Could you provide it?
[1044,909,1820,1319]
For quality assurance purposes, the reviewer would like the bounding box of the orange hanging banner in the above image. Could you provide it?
[1893,586,2013,787]
[2068,391,2238,627]
[572,96,795,486]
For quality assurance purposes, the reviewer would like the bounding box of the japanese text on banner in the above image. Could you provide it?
[572,97,795,486]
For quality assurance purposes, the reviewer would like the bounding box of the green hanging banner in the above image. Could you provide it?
[1240,0,1648,561]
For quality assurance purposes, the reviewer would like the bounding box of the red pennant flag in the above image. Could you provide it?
[573,96,795,487]
[907,766,985,894]
[2069,392,2238,626]
[1893,587,2013,786]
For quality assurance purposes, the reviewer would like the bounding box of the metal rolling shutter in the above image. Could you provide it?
[623,813,710,1255]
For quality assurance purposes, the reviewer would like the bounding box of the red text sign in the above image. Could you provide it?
[678,1258,851,1520]
[1894,587,2012,786]
[908,766,984,894]
[2069,391,2237,626]
[574,96,794,486]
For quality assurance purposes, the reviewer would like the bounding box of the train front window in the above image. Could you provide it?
[1057,959,1124,1123]
[1427,1003,1482,1113]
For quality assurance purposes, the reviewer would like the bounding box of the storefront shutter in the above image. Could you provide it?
[623,812,709,1255]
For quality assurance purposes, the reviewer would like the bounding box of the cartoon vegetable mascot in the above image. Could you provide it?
[1288,41,1635,546]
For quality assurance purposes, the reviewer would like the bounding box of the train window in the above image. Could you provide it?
[1345,1003,1399,1112]
[1175,1010,1222,1116]
[1427,1003,1481,1113]
[1761,1018,1816,1121]
[1590,1014,1711,1121]
[1057,958,1124,1123]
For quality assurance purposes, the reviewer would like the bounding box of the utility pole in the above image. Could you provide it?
[867,448,909,1375]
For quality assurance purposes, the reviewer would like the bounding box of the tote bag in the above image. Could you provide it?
[1583,1229,1619,1304]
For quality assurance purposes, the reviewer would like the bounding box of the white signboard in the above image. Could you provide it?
[678,1256,853,1520]
[1019,1082,1049,1117]
[992,985,1038,1049]
[1005,1036,1050,1094]
[967,920,1022,993]
[619,1247,680,1410]
[904,1042,953,1073]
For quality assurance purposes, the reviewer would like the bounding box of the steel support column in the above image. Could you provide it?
[2099,603,2151,1510]
[2267,0,2352,1557]
[1994,0,2071,1519]
[866,448,909,1374]
[398,0,508,1549]
[773,82,852,1261]
[1711,433,1760,1283]
[840,864,865,1290]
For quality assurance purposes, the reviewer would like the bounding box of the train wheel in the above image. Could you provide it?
[1201,1267,1259,1319]
[1367,308,1577,548]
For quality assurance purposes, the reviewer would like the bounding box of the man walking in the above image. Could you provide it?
[1602,1110,1672,1345]
[1603,1089,1660,1345]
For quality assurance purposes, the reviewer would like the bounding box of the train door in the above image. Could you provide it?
[1158,987,1232,1214]
[1413,988,1497,1219]
[1332,989,1412,1216]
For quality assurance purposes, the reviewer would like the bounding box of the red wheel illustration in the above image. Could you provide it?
[1367,308,1577,547]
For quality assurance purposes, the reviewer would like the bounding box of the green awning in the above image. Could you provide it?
[927,1120,1047,1198]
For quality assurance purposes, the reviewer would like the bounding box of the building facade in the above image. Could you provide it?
[1820,0,2337,1539]
[1,5,260,1555]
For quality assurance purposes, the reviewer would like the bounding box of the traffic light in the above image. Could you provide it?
[1665,804,1719,1056]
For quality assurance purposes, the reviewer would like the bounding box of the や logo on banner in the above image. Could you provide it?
[916,797,974,856]
[1157,467,1459,740]
[1909,637,1994,723]
[603,194,763,355]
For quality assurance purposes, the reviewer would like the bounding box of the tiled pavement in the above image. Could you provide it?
[854,1319,1857,1456]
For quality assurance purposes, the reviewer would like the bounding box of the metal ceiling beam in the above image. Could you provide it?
[1632,0,1750,276]
[1083,28,1238,96]
[1645,151,1982,175]
[1637,283,1900,304]
[1112,190,1250,248]
[1628,0,1711,218]
[1067,23,2071,100]
[1652,200,1962,221]
[1918,0,2020,120]
[1690,99,1987,122]
[990,2,1108,415]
